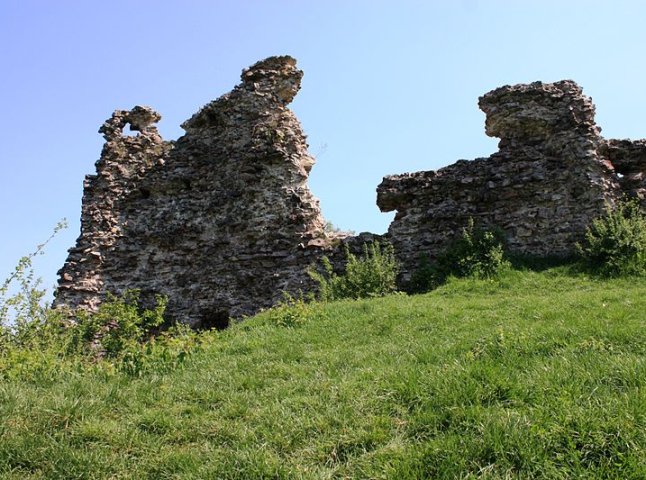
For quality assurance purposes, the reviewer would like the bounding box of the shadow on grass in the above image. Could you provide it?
[506,254,581,272]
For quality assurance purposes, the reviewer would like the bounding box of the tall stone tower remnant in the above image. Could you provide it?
[55,56,338,327]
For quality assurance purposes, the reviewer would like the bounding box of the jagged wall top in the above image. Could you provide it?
[99,106,163,139]
[478,80,600,150]
[377,79,629,286]
[181,55,303,133]
[241,55,303,104]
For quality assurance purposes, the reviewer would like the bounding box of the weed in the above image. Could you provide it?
[0,219,67,345]
[263,293,312,328]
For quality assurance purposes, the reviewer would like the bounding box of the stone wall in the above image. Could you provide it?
[378,80,644,284]
[55,57,646,323]
[55,56,345,327]
[55,107,172,312]
[599,139,646,203]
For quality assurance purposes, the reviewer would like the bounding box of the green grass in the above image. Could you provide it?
[1,268,645,478]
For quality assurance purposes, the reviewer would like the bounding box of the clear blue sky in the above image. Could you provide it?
[2,0,646,297]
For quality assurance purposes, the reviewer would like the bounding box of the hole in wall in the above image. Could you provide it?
[121,122,140,137]
[197,309,230,331]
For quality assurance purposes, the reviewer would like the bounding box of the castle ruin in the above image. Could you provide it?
[54,56,646,324]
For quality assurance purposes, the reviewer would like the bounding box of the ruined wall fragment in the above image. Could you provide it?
[378,80,623,284]
[55,56,341,326]
[599,139,646,203]
[55,106,171,311]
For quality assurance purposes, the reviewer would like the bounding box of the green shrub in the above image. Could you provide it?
[72,290,167,359]
[111,319,200,377]
[61,290,203,376]
[0,286,198,379]
[577,199,646,277]
[309,241,399,300]
[440,219,508,279]
[410,219,509,293]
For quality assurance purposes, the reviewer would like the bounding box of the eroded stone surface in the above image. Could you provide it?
[55,106,171,311]
[599,139,646,201]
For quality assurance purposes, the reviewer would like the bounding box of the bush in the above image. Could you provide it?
[71,290,167,357]
[0,287,198,379]
[440,219,508,279]
[408,252,437,294]
[309,241,399,300]
[70,292,202,376]
[410,219,509,293]
[577,199,646,277]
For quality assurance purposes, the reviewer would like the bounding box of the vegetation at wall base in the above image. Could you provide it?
[1,267,645,479]
[0,290,198,381]
[309,241,399,300]
[577,199,646,277]
[0,233,198,380]
[409,219,510,293]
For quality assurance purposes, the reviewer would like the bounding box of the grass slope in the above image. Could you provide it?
[1,269,645,479]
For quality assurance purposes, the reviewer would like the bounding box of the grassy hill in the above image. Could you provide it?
[1,268,645,479]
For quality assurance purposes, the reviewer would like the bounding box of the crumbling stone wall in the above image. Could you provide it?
[378,80,644,285]
[55,56,344,326]
[56,57,646,323]
[56,107,172,311]
[599,139,646,203]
